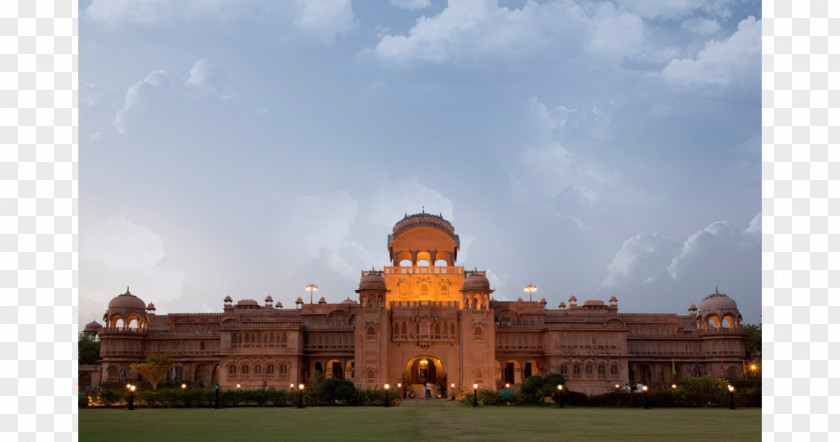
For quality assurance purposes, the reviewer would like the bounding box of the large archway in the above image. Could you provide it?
[404,356,444,386]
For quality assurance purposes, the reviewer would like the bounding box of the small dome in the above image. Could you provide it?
[318,296,327,304]
[688,303,697,311]
[568,295,577,302]
[558,302,566,308]
[517,297,524,302]
[265,295,273,302]
[83,320,103,333]
[341,297,356,304]
[608,296,617,302]
[237,299,259,306]
[146,302,156,311]
[358,271,386,291]
[224,295,232,302]
[539,297,547,304]
[462,272,490,290]
[698,287,737,313]
[276,301,283,308]
[108,287,146,312]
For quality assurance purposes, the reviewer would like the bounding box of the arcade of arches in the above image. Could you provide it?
[84,213,748,395]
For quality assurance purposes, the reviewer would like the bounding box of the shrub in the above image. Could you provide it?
[78,393,88,408]
[680,376,729,407]
[310,378,356,405]
[98,389,123,406]
[563,390,589,406]
[477,389,503,405]
[335,385,356,404]
[519,376,545,404]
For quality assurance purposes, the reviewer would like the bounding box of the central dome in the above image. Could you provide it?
[108,287,146,312]
[388,211,460,266]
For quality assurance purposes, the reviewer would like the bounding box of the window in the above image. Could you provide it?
[573,365,581,375]
[598,365,606,375]
[267,365,275,375]
[242,365,250,375]
[366,369,375,383]
[228,365,236,375]
[366,326,376,341]
[401,322,407,336]
[281,333,287,347]
[585,365,593,375]
[441,285,448,297]
[450,323,456,336]
[474,326,484,342]
[610,365,619,375]
[435,323,441,337]
[254,365,262,375]
[560,365,568,375]
[420,284,429,298]
[279,364,287,375]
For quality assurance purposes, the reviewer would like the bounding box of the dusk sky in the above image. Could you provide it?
[79,0,761,326]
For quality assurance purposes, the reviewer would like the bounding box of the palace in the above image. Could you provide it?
[81,213,748,395]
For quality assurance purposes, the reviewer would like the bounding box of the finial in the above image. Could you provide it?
[715,286,719,295]
[126,286,130,294]
[422,205,425,213]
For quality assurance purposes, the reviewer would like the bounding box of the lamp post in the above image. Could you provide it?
[214,384,219,409]
[728,385,736,410]
[384,384,390,408]
[557,384,564,408]
[642,385,649,409]
[750,364,758,378]
[451,383,455,401]
[128,385,135,410]
[473,383,478,407]
[298,384,305,408]
[290,383,294,391]
[181,383,187,390]
[523,283,538,302]
[305,283,319,304]
[505,383,510,389]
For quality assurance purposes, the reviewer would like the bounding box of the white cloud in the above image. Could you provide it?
[667,213,761,279]
[661,16,760,88]
[114,60,226,134]
[615,0,734,20]
[586,2,644,59]
[85,0,354,45]
[602,233,680,287]
[371,0,590,63]
[365,176,455,227]
[681,16,721,34]
[390,0,431,10]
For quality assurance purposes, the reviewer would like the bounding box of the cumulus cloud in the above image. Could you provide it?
[668,212,760,279]
[661,16,760,88]
[85,0,355,44]
[114,60,226,134]
[602,233,681,287]
[371,0,590,63]
[80,211,187,321]
[390,0,431,10]
[586,2,644,59]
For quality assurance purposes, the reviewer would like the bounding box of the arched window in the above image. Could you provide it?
[474,326,484,341]
[573,365,581,375]
[585,365,593,375]
[281,333,287,347]
[401,322,407,336]
[610,365,619,375]
[127,318,138,330]
[270,334,275,343]
[475,369,483,382]
[254,365,262,375]
[400,284,408,299]
[435,323,441,337]
[560,365,568,375]
[440,285,448,297]
[241,365,250,375]
[366,326,376,341]
[200,342,205,351]
[598,365,606,375]
[450,323,456,336]
[279,364,287,375]
[420,284,429,298]
[267,365,275,375]
[399,259,412,267]
[245,334,250,344]
[708,319,717,330]
[366,369,375,383]
[229,365,236,375]
[721,318,730,328]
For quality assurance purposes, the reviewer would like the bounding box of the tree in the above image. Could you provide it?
[78,333,100,365]
[741,322,761,360]
[130,353,183,390]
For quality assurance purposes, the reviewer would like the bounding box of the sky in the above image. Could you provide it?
[78,0,761,326]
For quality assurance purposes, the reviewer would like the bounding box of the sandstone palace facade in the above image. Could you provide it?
[82,213,748,395]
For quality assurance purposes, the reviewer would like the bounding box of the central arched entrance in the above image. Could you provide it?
[405,356,443,384]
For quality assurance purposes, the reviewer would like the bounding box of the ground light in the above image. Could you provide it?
[473,384,478,407]
[672,384,677,389]
[728,385,736,410]
[384,384,390,408]
[181,384,187,390]
[557,384,564,408]
[289,383,294,391]
[298,384,304,409]
[642,385,649,409]
[451,383,455,400]
[128,385,136,411]
[214,384,219,409]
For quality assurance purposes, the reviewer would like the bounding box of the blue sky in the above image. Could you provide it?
[79,0,761,325]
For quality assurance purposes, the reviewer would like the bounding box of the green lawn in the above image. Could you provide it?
[79,400,760,441]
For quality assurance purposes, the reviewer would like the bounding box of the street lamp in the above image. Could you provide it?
[214,384,219,409]
[523,283,538,302]
[671,384,677,389]
[451,383,455,401]
[128,385,136,410]
[384,384,390,408]
[615,384,620,390]
[298,384,305,408]
[728,385,736,410]
[505,383,510,389]
[290,383,294,391]
[556,384,564,408]
[473,383,478,407]
[306,283,319,304]
[236,384,241,389]
[181,383,187,390]
[642,385,649,409]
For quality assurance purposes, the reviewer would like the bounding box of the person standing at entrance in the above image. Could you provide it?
[422,383,427,399]
[426,382,432,399]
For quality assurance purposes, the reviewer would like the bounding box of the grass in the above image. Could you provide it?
[79,401,760,441]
